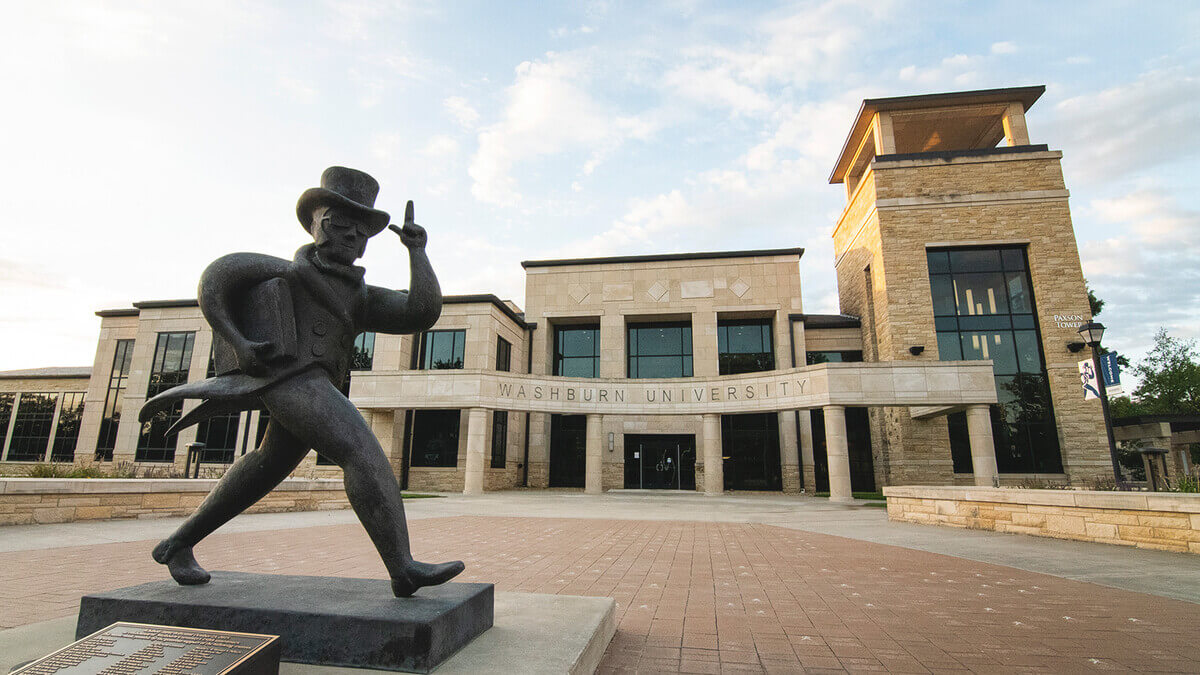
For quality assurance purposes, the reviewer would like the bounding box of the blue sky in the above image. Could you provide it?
[1,1,1197,379]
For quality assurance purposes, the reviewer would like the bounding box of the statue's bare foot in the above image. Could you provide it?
[391,560,465,598]
[152,539,211,586]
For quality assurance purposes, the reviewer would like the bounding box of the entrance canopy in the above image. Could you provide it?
[349,361,996,415]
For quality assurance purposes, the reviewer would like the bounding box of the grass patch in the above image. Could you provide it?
[813,491,885,501]
[401,493,443,499]
[860,501,889,507]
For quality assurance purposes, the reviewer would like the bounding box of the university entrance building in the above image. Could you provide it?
[0,86,1111,498]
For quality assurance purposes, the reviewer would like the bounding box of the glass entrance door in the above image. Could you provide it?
[624,434,696,489]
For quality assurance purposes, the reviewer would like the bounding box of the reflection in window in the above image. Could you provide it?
[927,246,1062,473]
[96,339,134,460]
[51,392,86,462]
[419,330,465,370]
[137,332,195,462]
[6,393,58,462]
[628,322,693,378]
[718,319,774,375]
[490,411,508,468]
[554,325,600,377]
[0,394,14,457]
[496,337,512,372]
[193,348,239,463]
[351,332,375,371]
[409,410,460,467]
[806,351,864,365]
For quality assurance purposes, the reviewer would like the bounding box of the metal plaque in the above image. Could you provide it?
[13,622,280,675]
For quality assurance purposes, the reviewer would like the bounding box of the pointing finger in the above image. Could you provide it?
[405,200,415,225]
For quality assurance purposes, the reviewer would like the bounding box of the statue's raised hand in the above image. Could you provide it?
[388,200,427,249]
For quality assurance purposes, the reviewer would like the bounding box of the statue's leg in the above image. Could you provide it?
[261,370,464,597]
[152,420,309,585]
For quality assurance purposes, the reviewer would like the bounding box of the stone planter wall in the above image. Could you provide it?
[0,478,350,526]
[884,485,1200,554]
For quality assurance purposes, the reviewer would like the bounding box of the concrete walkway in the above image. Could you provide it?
[4,490,1198,604]
[3,490,1199,673]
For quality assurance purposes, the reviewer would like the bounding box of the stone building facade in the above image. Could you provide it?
[0,85,1113,495]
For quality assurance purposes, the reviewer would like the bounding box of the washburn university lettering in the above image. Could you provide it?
[495,379,808,406]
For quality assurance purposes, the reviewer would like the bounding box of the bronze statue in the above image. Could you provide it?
[138,167,464,597]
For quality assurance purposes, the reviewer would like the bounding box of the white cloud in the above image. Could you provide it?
[468,51,654,207]
[443,96,480,129]
[899,53,981,87]
[990,41,1017,54]
[1050,67,1200,182]
[1079,190,1200,360]
[421,135,460,159]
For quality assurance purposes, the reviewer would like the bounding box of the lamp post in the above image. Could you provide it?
[1077,321,1122,482]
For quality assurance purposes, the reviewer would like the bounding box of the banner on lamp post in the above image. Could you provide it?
[1099,352,1123,396]
[1079,359,1100,400]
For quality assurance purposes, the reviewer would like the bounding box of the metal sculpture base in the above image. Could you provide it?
[76,572,494,674]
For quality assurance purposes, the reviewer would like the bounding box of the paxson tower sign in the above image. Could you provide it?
[0,86,1111,502]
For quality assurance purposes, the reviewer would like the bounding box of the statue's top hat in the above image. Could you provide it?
[296,166,391,236]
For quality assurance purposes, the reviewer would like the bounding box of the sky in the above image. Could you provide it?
[1,1,1197,383]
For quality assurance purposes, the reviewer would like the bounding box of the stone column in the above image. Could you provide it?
[966,404,999,486]
[462,407,488,495]
[779,411,800,493]
[798,410,816,492]
[824,405,853,503]
[702,413,723,495]
[585,414,603,494]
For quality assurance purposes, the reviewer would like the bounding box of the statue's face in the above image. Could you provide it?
[312,206,369,264]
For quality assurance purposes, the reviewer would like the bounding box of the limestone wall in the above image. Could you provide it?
[0,478,350,526]
[884,486,1200,554]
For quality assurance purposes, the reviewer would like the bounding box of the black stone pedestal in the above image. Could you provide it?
[76,572,494,673]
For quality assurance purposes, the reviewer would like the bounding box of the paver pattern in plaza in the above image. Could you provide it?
[1,514,1198,673]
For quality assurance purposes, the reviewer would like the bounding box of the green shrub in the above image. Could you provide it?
[1173,474,1200,493]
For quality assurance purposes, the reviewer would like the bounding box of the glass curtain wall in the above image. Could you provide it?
[627,322,693,378]
[194,349,239,464]
[6,393,59,461]
[490,411,507,468]
[553,325,599,377]
[96,339,134,460]
[717,319,774,375]
[927,247,1062,473]
[409,410,460,467]
[50,392,86,462]
[419,330,465,370]
[137,331,195,462]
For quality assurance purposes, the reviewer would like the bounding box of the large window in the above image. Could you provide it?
[490,411,508,469]
[627,322,693,378]
[927,247,1062,473]
[806,350,863,364]
[718,319,775,375]
[554,325,599,377]
[6,393,58,462]
[351,332,375,371]
[137,331,195,462]
[96,339,134,460]
[409,410,460,467]
[495,337,512,372]
[418,330,465,370]
[194,349,239,464]
[50,392,85,462]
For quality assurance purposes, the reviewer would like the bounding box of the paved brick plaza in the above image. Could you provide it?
[2,505,1198,673]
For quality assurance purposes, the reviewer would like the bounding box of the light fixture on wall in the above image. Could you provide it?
[608,432,614,452]
[1066,341,1086,353]
[908,345,925,356]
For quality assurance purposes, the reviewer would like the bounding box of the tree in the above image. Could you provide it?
[1129,329,1200,415]
[1088,285,1104,318]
